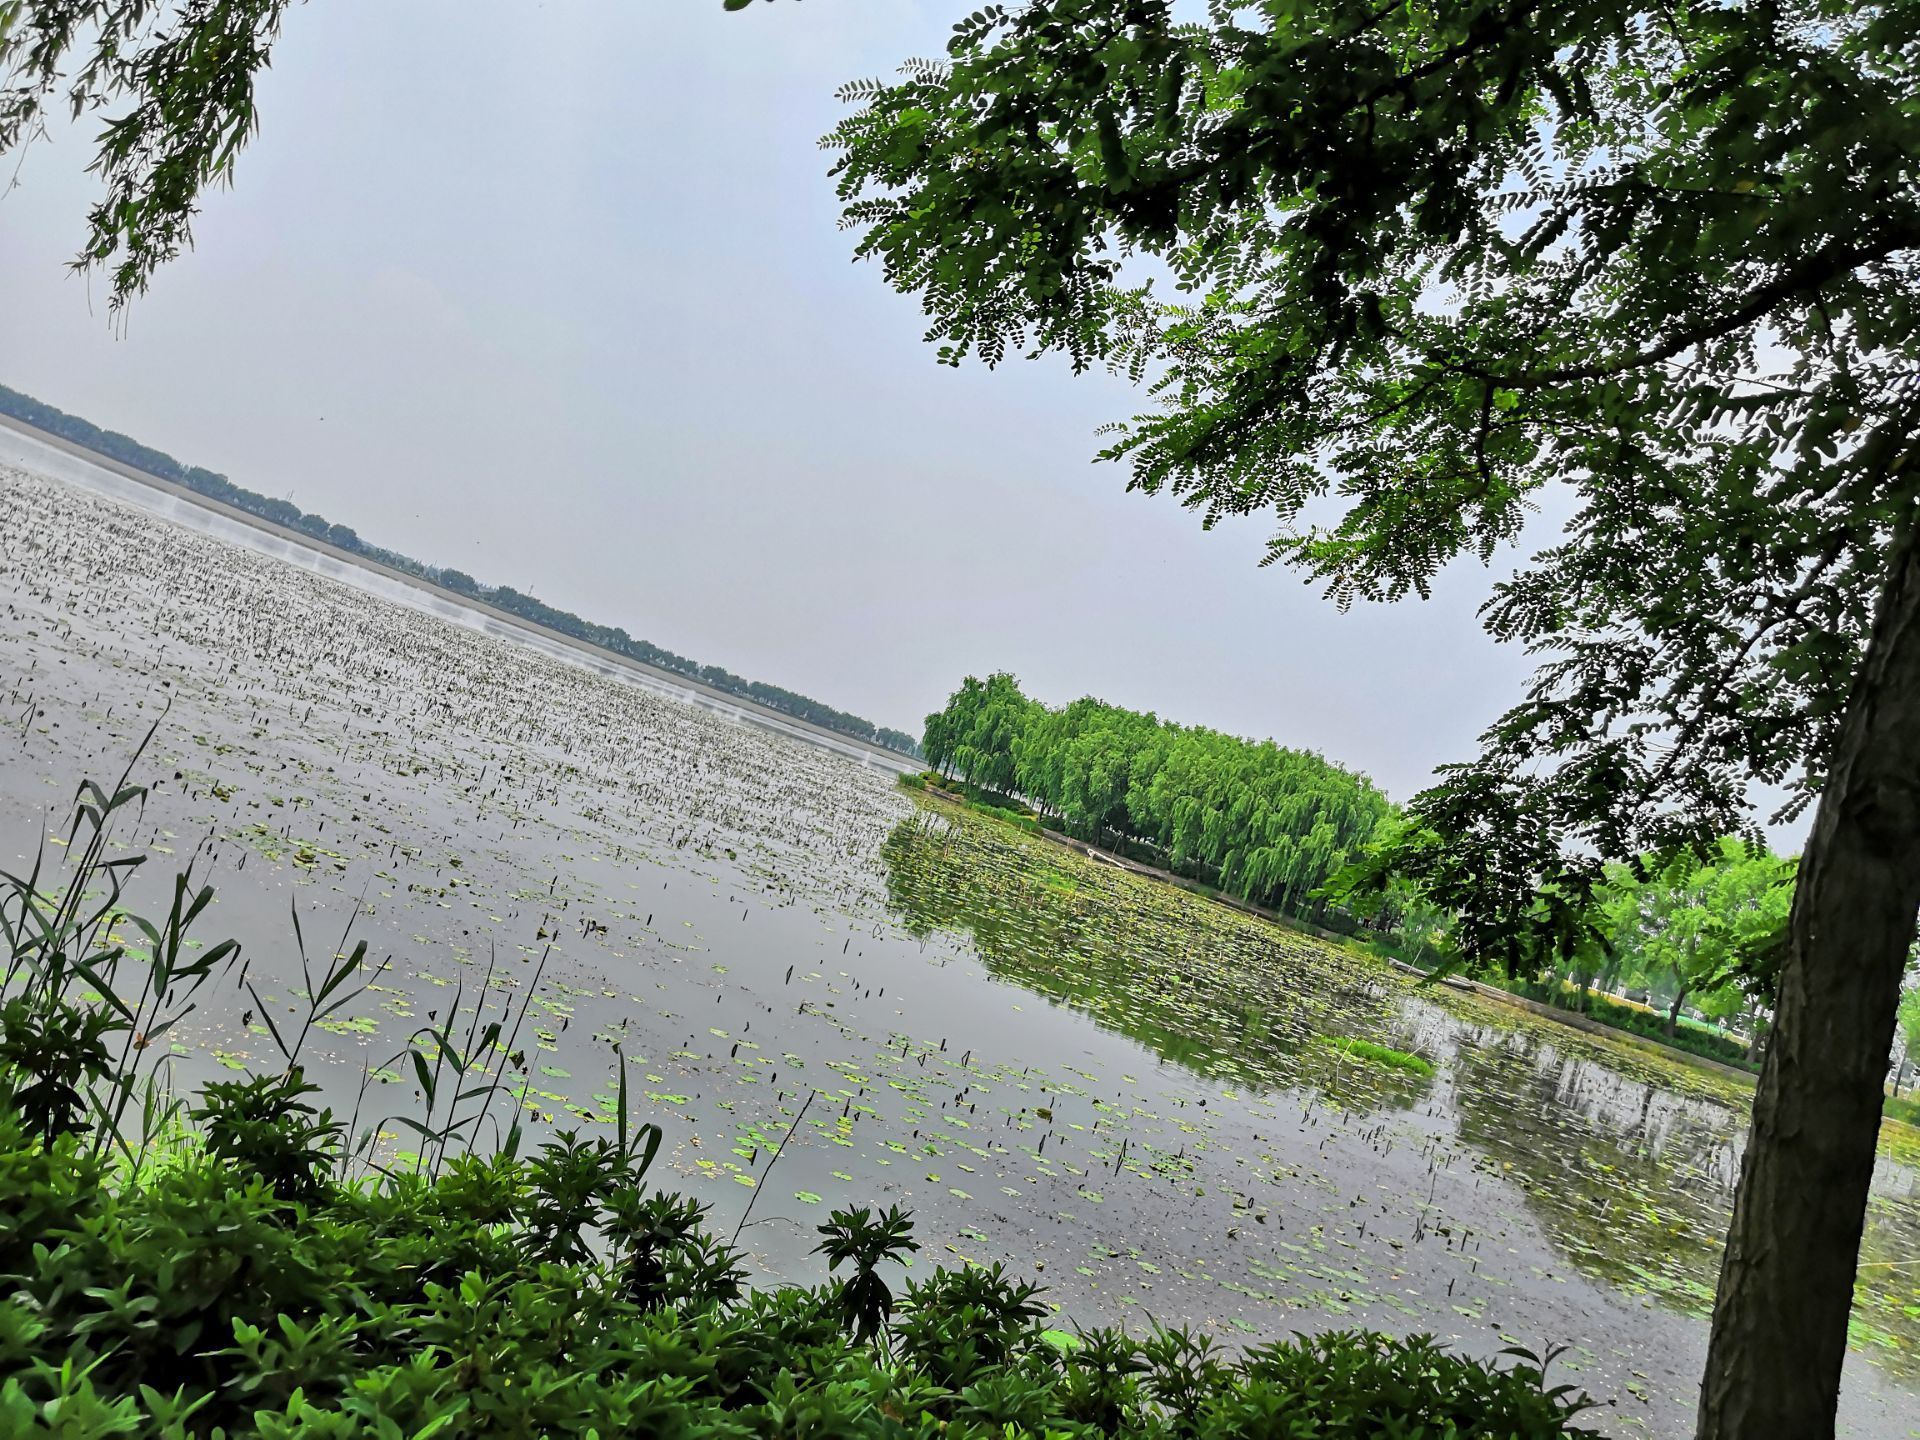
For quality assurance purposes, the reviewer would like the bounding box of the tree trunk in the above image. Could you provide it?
[1698,519,1920,1439]
[1667,987,1689,1040]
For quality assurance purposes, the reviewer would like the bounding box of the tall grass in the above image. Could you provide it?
[0,733,566,1180]
[1319,1035,1435,1077]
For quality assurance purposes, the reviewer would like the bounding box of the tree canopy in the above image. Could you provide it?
[0,0,291,309]
[926,673,1390,919]
[828,0,1914,923]
[1595,841,1794,1036]
[829,2,1920,1432]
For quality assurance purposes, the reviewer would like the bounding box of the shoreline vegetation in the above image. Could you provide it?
[0,765,1599,1438]
[900,673,1814,1097]
[917,744,1920,1136]
[900,772,1360,942]
[902,774,1748,1071]
[0,383,923,763]
[919,676,1389,932]
[903,772,1920,1134]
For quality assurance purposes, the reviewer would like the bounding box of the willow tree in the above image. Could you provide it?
[923,674,1388,909]
[828,2,1920,1433]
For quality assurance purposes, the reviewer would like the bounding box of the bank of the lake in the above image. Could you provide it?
[902,775,1787,1097]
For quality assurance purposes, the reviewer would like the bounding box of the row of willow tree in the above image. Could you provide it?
[922,674,1390,922]
[921,675,1822,1055]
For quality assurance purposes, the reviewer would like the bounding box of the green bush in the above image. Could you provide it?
[1885,1092,1920,1129]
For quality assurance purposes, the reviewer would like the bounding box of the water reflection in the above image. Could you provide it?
[1448,1019,1920,1371]
[881,805,1920,1376]
[881,813,1436,1113]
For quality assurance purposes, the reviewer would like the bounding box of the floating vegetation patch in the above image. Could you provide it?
[1318,1036,1435,1077]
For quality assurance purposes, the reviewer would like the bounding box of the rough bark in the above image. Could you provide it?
[1698,519,1920,1439]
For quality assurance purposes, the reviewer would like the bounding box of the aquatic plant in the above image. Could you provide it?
[1319,1036,1435,1078]
[0,383,923,761]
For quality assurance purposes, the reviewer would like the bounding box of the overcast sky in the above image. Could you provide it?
[0,0,1544,802]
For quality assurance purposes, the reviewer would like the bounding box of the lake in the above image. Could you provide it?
[1,455,1916,1438]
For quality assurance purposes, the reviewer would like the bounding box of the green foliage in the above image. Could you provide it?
[814,1203,918,1342]
[0,996,117,1143]
[923,674,1388,921]
[1596,843,1794,1016]
[1885,1093,1920,1129]
[829,0,1917,977]
[0,0,292,307]
[0,1086,1596,1438]
[1335,827,1790,1054]
[1487,975,1759,1071]
[191,1069,343,1208]
[1898,987,1920,1061]
[1319,1036,1434,1077]
[1462,839,1793,1063]
[0,739,243,1163]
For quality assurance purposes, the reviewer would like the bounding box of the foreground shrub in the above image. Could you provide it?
[0,1094,1597,1438]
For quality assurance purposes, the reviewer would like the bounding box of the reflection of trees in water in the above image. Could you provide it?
[878,813,1433,1115]
[1446,1024,1920,1373]
[1448,1029,1735,1306]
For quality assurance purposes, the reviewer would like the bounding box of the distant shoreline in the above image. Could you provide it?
[0,411,920,775]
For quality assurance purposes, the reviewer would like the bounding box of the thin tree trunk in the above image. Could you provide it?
[1698,518,1920,1439]
[1667,987,1689,1040]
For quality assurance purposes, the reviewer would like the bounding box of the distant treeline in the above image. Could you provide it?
[0,383,920,759]
[923,673,1390,921]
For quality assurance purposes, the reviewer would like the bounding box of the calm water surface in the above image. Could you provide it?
[1,459,1916,1439]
